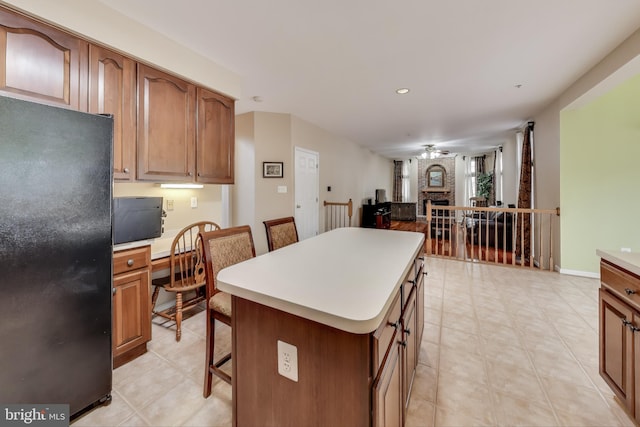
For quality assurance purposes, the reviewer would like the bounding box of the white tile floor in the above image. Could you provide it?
[74,257,635,427]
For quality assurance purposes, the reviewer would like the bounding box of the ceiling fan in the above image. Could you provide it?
[418,144,450,159]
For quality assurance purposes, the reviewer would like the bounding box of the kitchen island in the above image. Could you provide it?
[217,227,425,427]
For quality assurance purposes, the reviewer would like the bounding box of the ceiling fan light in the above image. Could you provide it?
[421,151,427,159]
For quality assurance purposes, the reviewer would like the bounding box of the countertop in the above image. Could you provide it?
[597,249,640,276]
[216,227,425,334]
[113,233,177,261]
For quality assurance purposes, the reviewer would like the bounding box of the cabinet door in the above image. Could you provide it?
[196,87,234,184]
[373,335,403,427]
[137,63,195,181]
[113,268,151,357]
[0,8,88,111]
[89,45,136,181]
[635,317,640,424]
[599,289,634,410]
[416,259,425,345]
[402,289,418,411]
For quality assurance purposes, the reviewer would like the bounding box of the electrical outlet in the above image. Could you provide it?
[622,247,632,253]
[277,340,298,382]
[166,200,174,211]
[190,196,198,208]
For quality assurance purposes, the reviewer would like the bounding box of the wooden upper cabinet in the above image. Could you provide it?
[89,45,136,181]
[0,8,88,111]
[137,63,195,181]
[196,87,235,184]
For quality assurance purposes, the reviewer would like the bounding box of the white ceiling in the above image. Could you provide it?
[99,0,640,159]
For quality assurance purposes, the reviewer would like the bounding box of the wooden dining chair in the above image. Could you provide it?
[151,221,220,342]
[200,225,256,396]
[263,216,299,251]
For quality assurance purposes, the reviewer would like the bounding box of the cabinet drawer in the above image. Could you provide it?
[373,290,402,374]
[114,246,150,275]
[601,261,640,309]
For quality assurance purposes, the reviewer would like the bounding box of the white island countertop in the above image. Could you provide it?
[217,227,425,334]
[597,249,640,276]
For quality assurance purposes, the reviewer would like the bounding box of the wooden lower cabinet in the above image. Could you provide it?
[373,339,403,427]
[113,246,151,368]
[599,259,640,423]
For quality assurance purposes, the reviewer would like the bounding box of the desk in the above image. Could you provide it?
[151,256,171,272]
[217,228,425,426]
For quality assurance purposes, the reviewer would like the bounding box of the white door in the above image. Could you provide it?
[294,147,319,240]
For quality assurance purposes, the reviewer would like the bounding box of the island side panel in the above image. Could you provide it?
[232,296,371,427]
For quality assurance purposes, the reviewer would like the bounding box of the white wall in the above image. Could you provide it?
[235,112,393,254]
[531,26,640,272]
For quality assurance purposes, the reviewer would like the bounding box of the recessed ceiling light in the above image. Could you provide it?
[396,88,410,94]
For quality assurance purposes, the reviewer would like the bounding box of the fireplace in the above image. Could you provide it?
[423,199,449,216]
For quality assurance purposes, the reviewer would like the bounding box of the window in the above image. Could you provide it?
[401,160,410,202]
[464,157,477,205]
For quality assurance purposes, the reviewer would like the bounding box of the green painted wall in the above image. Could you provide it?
[560,74,640,273]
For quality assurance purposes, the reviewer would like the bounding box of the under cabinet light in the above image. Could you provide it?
[159,183,204,189]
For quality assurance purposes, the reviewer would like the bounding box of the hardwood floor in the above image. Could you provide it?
[390,220,530,267]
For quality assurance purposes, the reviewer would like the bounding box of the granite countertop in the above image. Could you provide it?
[216,227,425,334]
[597,249,640,276]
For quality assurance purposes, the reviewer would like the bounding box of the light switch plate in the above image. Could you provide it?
[277,185,287,193]
[190,197,198,208]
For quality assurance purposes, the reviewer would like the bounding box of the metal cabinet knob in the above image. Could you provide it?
[123,167,129,173]
[112,288,116,295]
[625,288,636,295]
[127,259,134,267]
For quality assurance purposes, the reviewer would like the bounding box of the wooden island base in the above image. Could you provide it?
[232,297,371,426]
[230,254,425,427]
[217,228,426,427]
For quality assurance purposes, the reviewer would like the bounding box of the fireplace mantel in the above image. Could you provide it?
[422,188,450,193]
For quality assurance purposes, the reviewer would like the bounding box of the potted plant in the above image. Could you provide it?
[476,172,493,201]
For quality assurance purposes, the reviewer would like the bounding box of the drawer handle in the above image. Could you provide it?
[127,259,134,267]
[388,321,400,330]
[625,288,636,295]
[404,327,411,336]
[622,318,632,327]
[399,340,407,348]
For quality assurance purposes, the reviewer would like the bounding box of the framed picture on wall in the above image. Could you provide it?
[263,162,283,178]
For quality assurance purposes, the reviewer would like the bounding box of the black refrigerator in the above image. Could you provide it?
[0,96,113,417]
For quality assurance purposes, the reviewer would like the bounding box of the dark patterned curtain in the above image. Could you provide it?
[392,160,403,202]
[516,122,534,261]
[474,156,485,175]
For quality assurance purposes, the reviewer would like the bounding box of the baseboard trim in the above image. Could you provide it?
[557,267,599,278]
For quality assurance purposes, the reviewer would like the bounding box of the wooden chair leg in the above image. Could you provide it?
[203,312,215,398]
[151,286,160,312]
[175,292,183,342]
